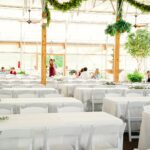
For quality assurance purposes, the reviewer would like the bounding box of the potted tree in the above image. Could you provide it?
[125,29,150,71]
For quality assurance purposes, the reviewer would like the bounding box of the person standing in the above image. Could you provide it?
[146,70,150,82]
[49,59,56,77]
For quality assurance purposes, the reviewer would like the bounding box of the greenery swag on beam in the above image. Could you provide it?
[44,0,86,26]
[125,0,150,12]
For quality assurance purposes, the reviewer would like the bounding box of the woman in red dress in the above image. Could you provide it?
[49,59,56,77]
[10,67,16,75]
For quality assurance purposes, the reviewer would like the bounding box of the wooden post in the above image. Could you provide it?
[41,12,47,85]
[35,52,38,70]
[113,0,122,83]
[113,31,120,82]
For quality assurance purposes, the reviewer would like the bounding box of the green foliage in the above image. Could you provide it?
[44,1,51,26]
[129,85,144,89]
[125,29,150,59]
[115,19,131,33]
[105,19,131,36]
[69,70,77,75]
[47,0,85,12]
[105,25,116,36]
[0,116,9,121]
[17,71,26,75]
[127,71,144,82]
[54,55,63,68]
[125,0,150,12]
[46,55,64,68]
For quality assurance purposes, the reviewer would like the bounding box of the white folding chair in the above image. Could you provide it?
[0,91,12,98]
[126,101,145,142]
[0,129,33,150]
[91,89,105,111]
[20,104,48,114]
[125,89,145,97]
[43,94,63,98]
[45,125,81,150]
[143,103,150,112]
[0,105,13,115]
[89,124,126,150]
[39,89,58,98]
[16,91,38,98]
[57,106,84,113]
[106,89,125,97]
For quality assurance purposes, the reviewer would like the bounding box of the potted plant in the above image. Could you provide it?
[125,29,150,71]
[127,71,144,82]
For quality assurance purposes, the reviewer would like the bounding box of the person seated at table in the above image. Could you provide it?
[146,70,150,82]
[80,67,90,79]
[78,68,84,77]
[92,68,100,79]
[49,59,56,77]
[0,67,6,74]
[10,67,16,75]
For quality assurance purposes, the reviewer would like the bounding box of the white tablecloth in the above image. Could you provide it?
[0,88,58,98]
[60,84,102,97]
[0,112,124,149]
[138,106,150,150]
[0,97,83,113]
[74,87,108,102]
[103,97,150,119]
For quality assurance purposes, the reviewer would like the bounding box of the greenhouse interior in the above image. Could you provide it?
[0,0,150,150]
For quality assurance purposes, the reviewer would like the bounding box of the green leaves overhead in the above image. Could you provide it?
[47,0,85,12]
[105,19,132,36]
[44,0,85,26]
[125,0,150,12]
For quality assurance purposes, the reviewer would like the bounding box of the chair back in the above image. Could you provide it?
[125,89,144,97]
[92,89,105,100]
[106,89,125,97]
[0,105,13,115]
[20,104,48,114]
[90,123,126,150]
[46,125,81,150]
[57,106,84,113]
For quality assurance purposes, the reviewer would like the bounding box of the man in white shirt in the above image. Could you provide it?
[80,67,90,79]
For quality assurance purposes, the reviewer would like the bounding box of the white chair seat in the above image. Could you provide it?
[17,94,38,98]
[20,107,48,114]
[20,104,48,114]
[57,106,83,113]
[43,94,62,98]
[49,144,74,150]
[95,147,118,150]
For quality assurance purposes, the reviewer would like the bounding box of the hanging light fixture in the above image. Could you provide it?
[27,9,32,24]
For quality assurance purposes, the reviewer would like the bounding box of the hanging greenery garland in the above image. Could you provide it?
[105,19,132,36]
[44,1,51,26]
[125,0,150,12]
[47,0,85,12]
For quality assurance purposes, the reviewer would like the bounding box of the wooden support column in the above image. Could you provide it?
[41,12,47,85]
[113,0,122,83]
[113,31,120,82]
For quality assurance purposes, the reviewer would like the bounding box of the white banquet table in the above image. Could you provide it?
[60,83,101,97]
[1,88,58,98]
[0,97,83,113]
[0,112,124,149]
[138,105,150,150]
[102,97,150,119]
